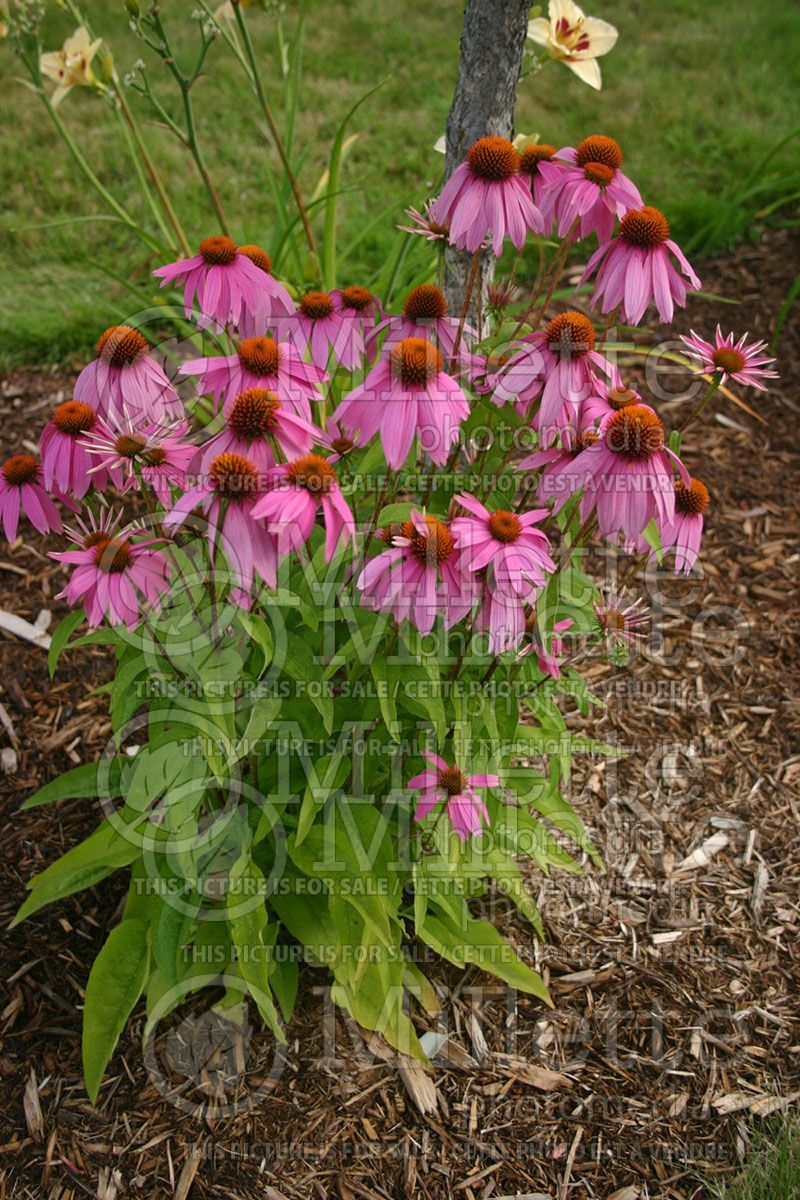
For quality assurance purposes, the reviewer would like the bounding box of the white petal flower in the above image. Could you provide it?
[528,0,618,90]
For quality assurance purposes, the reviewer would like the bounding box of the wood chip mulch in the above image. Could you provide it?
[0,229,798,1200]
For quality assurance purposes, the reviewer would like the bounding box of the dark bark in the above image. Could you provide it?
[443,0,531,318]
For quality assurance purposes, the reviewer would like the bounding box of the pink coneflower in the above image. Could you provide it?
[581,206,701,325]
[679,326,778,391]
[537,135,642,243]
[325,421,357,464]
[180,336,327,421]
[281,290,362,371]
[541,404,688,540]
[579,380,641,432]
[656,476,710,574]
[462,350,514,402]
[82,412,195,506]
[153,237,293,335]
[250,454,355,564]
[368,284,474,362]
[0,454,63,541]
[451,494,555,651]
[330,286,384,349]
[334,338,469,469]
[164,451,277,594]
[518,614,574,679]
[357,512,474,635]
[431,136,544,256]
[407,753,499,842]
[519,142,559,209]
[517,429,601,510]
[398,201,451,243]
[51,523,171,629]
[195,387,321,476]
[493,311,613,435]
[595,589,648,649]
[39,399,117,499]
[74,326,182,425]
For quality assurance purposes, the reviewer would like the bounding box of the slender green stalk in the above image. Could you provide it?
[43,96,164,256]
[113,103,173,249]
[230,0,318,262]
[112,80,191,256]
[146,9,231,236]
[510,217,580,340]
[679,372,722,433]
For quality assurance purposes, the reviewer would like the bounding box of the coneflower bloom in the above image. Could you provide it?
[74,326,182,425]
[180,336,327,421]
[656,476,710,574]
[334,338,469,469]
[582,206,701,324]
[284,290,361,370]
[51,524,171,629]
[519,142,559,209]
[0,454,63,541]
[195,387,321,475]
[544,403,688,540]
[679,327,778,391]
[517,614,574,678]
[330,286,384,349]
[398,202,451,243]
[537,135,642,243]
[517,429,600,510]
[595,589,648,649]
[357,512,474,634]
[463,350,514,402]
[153,237,293,334]
[39,399,117,499]
[164,452,277,594]
[451,494,555,651]
[579,378,641,432]
[431,136,544,256]
[250,454,354,564]
[407,753,500,842]
[82,413,195,506]
[369,284,474,362]
[493,311,613,435]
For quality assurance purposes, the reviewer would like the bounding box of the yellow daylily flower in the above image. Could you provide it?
[39,26,103,106]
[528,0,618,90]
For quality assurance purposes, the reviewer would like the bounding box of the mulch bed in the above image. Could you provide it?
[1,230,798,1200]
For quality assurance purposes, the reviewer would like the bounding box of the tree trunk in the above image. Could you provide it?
[443,0,531,319]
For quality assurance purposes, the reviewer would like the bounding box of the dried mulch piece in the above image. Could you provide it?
[1,230,799,1198]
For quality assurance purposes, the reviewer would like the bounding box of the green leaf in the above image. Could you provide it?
[11,822,140,926]
[22,758,125,810]
[322,78,389,289]
[151,895,199,988]
[227,859,285,1042]
[48,609,85,678]
[281,634,333,733]
[420,895,551,1003]
[82,918,149,1102]
[270,954,299,1024]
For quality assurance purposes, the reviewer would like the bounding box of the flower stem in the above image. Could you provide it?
[678,372,722,434]
[510,217,580,340]
[112,79,192,256]
[42,96,164,256]
[230,0,319,265]
[148,9,231,236]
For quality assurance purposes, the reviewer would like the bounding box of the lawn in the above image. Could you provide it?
[0,0,799,366]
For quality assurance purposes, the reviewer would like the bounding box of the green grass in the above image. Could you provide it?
[1,0,799,366]
[705,1120,800,1200]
